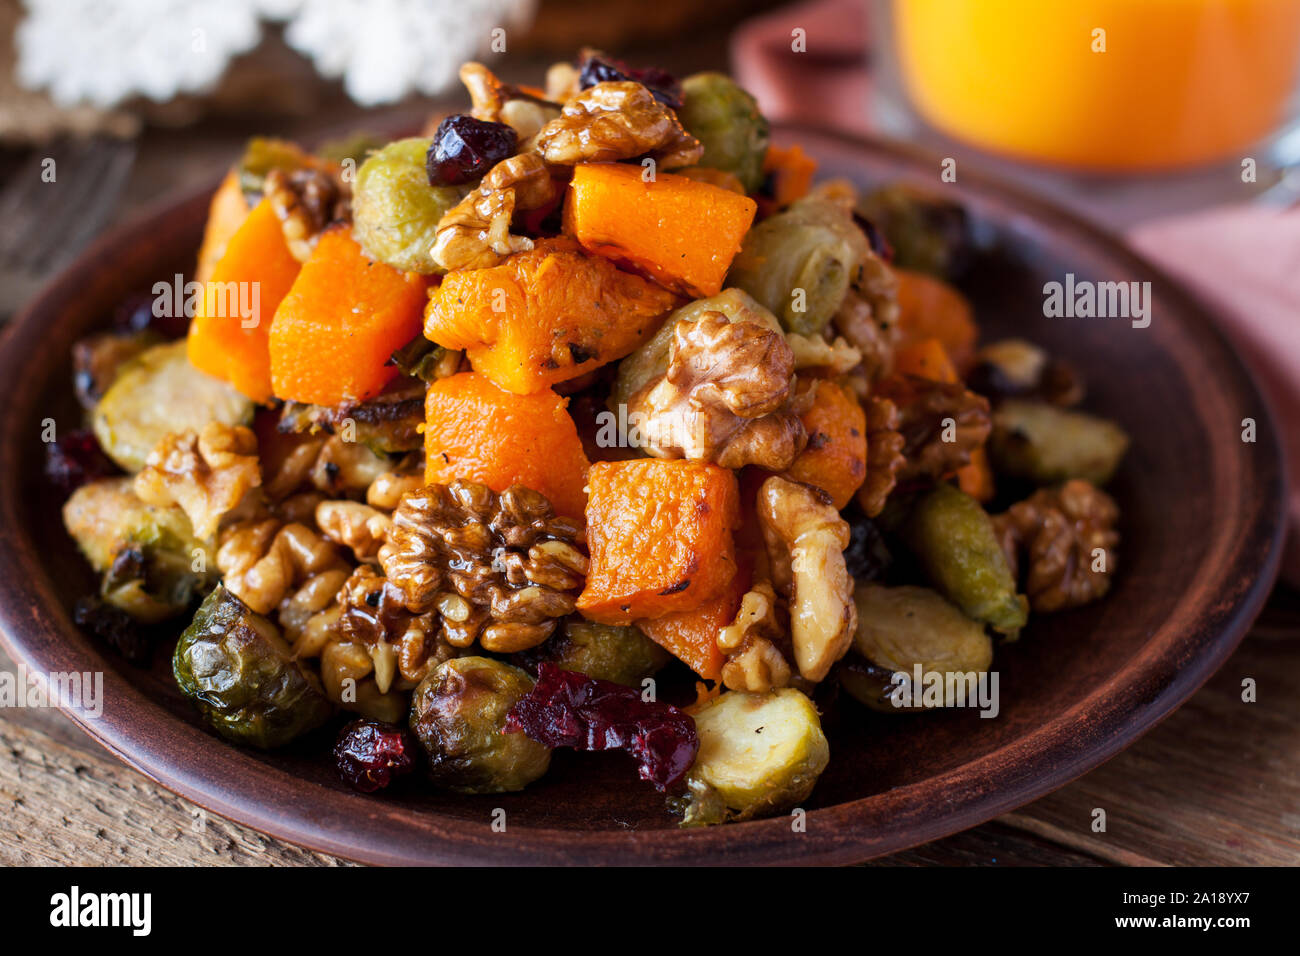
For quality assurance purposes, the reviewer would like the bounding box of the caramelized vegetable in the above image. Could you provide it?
[423,372,590,519]
[780,379,867,509]
[577,458,740,623]
[194,169,250,284]
[894,269,978,371]
[637,557,751,681]
[424,237,680,394]
[564,162,757,298]
[760,144,817,211]
[676,72,770,192]
[522,619,670,687]
[268,228,428,406]
[188,198,302,403]
[352,137,465,274]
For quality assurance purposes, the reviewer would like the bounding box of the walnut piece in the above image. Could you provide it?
[263,166,351,262]
[785,332,863,375]
[378,480,587,653]
[217,518,345,615]
[857,395,905,517]
[717,579,793,693]
[629,312,807,470]
[133,423,261,540]
[992,479,1120,612]
[532,81,702,168]
[316,500,391,562]
[758,476,856,682]
[882,376,992,484]
[430,152,557,272]
[457,61,560,139]
[833,287,899,383]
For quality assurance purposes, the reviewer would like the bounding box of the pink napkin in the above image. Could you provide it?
[732,0,1300,587]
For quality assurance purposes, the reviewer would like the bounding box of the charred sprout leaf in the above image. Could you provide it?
[173,586,333,748]
[677,72,770,193]
[73,329,161,410]
[727,189,871,335]
[505,663,698,792]
[855,184,973,279]
[901,482,1028,636]
[516,619,670,687]
[279,381,425,454]
[352,137,466,274]
[989,400,1129,486]
[63,477,217,622]
[410,656,551,794]
[673,689,828,826]
[74,595,155,666]
[842,584,993,711]
[389,334,450,384]
[333,718,419,793]
[92,341,254,473]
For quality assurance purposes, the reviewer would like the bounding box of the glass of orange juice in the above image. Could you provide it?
[872,0,1300,172]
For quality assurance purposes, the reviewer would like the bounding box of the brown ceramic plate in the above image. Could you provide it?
[0,127,1285,865]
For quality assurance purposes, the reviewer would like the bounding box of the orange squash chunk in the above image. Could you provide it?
[195,169,251,284]
[781,379,867,509]
[188,197,300,404]
[425,237,679,395]
[563,163,757,298]
[269,229,427,406]
[894,269,978,371]
[423,372,590,519]
[892,336,961,384]
[759,144,817,213]
[577,459,740,624]
[638,555,752,681]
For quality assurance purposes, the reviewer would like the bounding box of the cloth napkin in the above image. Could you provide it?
[732,0,1300,587]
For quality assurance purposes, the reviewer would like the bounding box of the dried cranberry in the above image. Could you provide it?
[333,718,418,793]
[505,664,698,791]
[112,290,187,340]
[578,54,683,110]
[852,212,894,263]
[843,505,892,581]
[74,596,154,666]
[45,428,116,495]
[427,115,518,187]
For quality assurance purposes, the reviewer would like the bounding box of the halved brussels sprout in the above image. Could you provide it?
[352,137,467,274]
[989,399,1129,486]
[726,189,870,335]
[63,477,216,622]
[523,619,670,687]
[410,656,551,794]
[610,287,781,409]
[675,689,829,826]
[92,341,254,473]
[279,381,425,455]
[902,482,1028,636]
[174,586,334,748]
[841,584,993,712]
[677,72,770,193]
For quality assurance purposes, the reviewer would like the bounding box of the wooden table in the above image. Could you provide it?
[2,39,1297,868]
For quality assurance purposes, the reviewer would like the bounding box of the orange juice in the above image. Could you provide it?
[893,0,1300,170]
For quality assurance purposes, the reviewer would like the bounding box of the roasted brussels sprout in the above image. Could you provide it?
[727,188,871,334]
[174,586,334,748]
[676,72,770,193]
[902,482,1029,636]
[521,619,670,687]
[279,381,425,455]
[855,184,973,279]
[841,584,993,712]
[352,137,466,274]
[675,689,829,826]
[63,477,217,622]
[410,656,551,794]
[610,287,781,409]
[236,137,317,203]
[92,341,254,473]
[989,399,1129,486]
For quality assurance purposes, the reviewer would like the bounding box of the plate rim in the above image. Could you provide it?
[0,125,1286,866]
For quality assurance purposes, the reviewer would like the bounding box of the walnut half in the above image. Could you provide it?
[629,312,808,470]
[430,152,557,273]
[134,423,261,540]
[758,476,856,682]
[531,81,702,168]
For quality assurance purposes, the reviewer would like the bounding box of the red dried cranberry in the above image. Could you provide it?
[578,54,683,110]
[45,428,117,495]
[427,115,518,187]
[112,290,188,340]
[852,212,894,263]
[333,718,418,793]
[505,664,698,791]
